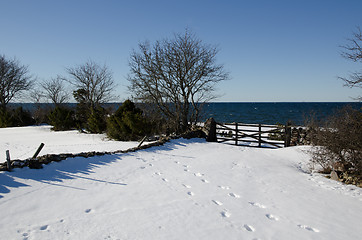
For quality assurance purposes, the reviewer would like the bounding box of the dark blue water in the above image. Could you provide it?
[9,102,362,126]
[201,102,362,125]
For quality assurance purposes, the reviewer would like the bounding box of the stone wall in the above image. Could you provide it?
[290,127,313,146]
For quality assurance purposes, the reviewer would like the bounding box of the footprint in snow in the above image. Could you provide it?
[162,178,168,182]
[298,224,320,233]
[155,172,162,175]
[243,224,255,232]
[228,193,240,198]
[39,225,48,231]
[194,173,203,177]
[221,210,231,218]
[266,214,279,221]
[182,184,191,189]
[201,179,209,183]
[249,202,266,209]
[175,161,180,164]
[218,186,230,190]
[212,200,223,206]
[187,191,194,196]
[85,209,92,213]
[183,165,189,168]
[184,169,189,172]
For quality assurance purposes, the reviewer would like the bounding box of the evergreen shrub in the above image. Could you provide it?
[107,100,150,141]
[48,106,76,131]
[0,107,35,127]
[87,107,107,133]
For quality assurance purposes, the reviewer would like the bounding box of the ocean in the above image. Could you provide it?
[201,102,361,125]
[9,102,362,126]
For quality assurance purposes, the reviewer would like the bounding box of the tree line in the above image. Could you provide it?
[0,30,229,139]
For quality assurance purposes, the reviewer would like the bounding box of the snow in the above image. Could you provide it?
[0,125,139,160]
[1,126,362,240]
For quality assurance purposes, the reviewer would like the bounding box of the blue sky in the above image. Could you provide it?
[1,0,361,102]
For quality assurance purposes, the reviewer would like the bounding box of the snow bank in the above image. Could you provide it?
[0,126,361,240]
[0,125,139,160]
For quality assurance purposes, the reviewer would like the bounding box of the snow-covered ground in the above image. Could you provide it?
[0,125,139,160]
[0,126,361,240]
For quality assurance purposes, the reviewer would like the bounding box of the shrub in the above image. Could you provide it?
[0,107,35,127]
[32,105,52,125]
[48,106,76,131]
[309,106,362,177]
[107,100,151,141]
[87,107,107,133]
[0,108,12,127]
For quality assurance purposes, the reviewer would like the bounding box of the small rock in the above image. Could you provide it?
[28,160,43,169]
[330,170,340,181]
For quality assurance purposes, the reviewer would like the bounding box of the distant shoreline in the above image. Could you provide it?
[7,102,362,125]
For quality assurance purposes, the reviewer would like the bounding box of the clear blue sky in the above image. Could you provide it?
[1,0,361,102]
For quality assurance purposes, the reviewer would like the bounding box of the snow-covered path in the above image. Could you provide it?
[1,127,362,239]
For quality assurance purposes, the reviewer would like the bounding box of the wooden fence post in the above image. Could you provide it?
[235,122,238,146]
[6,150,11,171]
[258,124,262,147]
[32,143,45,159]
[137,136,147,148]
[284,123,291,147]
[205,118,217,142]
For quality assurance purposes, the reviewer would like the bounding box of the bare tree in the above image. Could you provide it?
[65,60,116,109]
[41,76,69,105]
[0,54,33,110]
[128,30,229,132]
[339,27,362,100]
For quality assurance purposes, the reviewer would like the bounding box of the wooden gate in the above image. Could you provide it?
[215,122,291,148]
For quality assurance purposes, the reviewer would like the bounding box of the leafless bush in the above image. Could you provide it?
[309,106,362,177]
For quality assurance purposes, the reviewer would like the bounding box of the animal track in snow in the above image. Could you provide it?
[85,209,92,213]
[218,185,230,190]
[243,224,255,232]
[194,173,203,177]
[249,202,266,209]
[184,169,189,172]
[201,179,209,183]
[228,193,240,198]
[298,224,320,232]
[183,165,189,168]
[39,225,48,231]
[187,191,194,196]
[162,178,168,182]
[155,172,162,175]
[212,200,223,206]
[182,184,191,189]
[221,210,231,218]
[266,214,279,221]
[175,161,180,164]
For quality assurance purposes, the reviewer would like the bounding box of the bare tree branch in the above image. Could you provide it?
[0,55,34,110]
[128,30,229,132]
[41,76,69,105]
[65,60,117,108]
[339,27,362,100]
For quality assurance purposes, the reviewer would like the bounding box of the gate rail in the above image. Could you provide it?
[215,122,291,148]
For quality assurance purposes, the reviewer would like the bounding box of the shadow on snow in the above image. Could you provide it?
[0,138,206,199]
[0,153,125,199]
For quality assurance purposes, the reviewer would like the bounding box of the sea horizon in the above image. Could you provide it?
[8,101,362,126]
